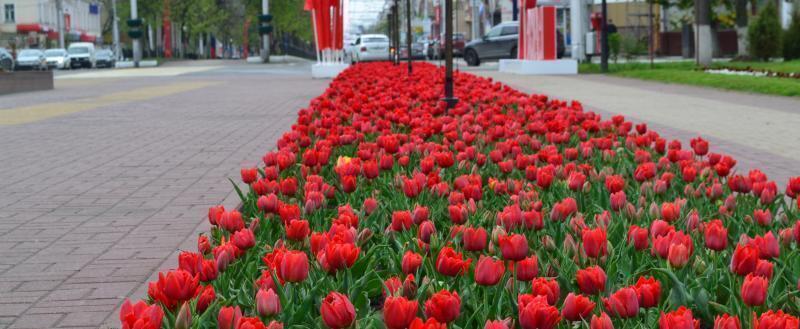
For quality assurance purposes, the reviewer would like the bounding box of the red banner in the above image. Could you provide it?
[305,0,344,52]
[518,5,556,60]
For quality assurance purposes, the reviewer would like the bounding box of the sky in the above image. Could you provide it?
[345,0,389,35]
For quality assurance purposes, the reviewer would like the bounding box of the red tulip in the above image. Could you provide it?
[197,235,211,255]
[661,202,681,222]
[754,259,774,279]
[610,191,627,211]
[498,233,528,261]
[150,270,199,309]
[402,250,423,274]
[320,292,356,329]
[704,219,728,251]
[217,306,242,329]
[603,287,639,318]
[319,241,360,272]
[219,210,244,232]
[383,296,418,329]
[474,256,505,286]
[409,317,447,329]
[531,277,560,305]
[257,288,281,317]
[413,205,430,224]
[518,295,560,329]
[515,255,539,281]
[667,243,690,268]
[418,220,436,243]
[241,167,258,184]
[391,210,413,232]
[435,247,471,276]
[753,310,800,329]
[714,314,741,329]
[605,175,625,193]
[463,226,488,251]
[658,306,699,329]
[208,205,225,225]
[582,227,608,258]
[232,229,256,250]
[195,285,215,314]
[741,273,769,306]
[484,319,512,329]
[730,244,759,276]
[690,137,709,156]
[634,276,662,308]
[286,219,310,241]
[590,312,614,329]
[279,250,309,282]
[258,194,280,214]
[576,266,606,295]
[562,293,595,321]
[425,290,461,323]
[627,225,649,250]
[120,299,164,329]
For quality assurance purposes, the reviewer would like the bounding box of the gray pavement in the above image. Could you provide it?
[0,59,328,328]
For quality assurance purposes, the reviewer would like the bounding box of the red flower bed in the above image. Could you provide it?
[121,62,800,329]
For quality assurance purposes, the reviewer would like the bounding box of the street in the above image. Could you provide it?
[0,58,327,329]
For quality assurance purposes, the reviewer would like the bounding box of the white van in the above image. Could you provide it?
[67,42,96,69]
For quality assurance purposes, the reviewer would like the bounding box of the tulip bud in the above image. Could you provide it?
[257,288,281,317]
[693,258,707,274]
[542,235,556,251]
[491,226,507,245]
[175,302,192,329]
[358,228,374,245]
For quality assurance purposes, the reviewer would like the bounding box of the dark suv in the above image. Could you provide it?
[463,21,565,66]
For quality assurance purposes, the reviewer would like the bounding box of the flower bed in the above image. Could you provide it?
[121,62,800,329]
[703,66,800,79]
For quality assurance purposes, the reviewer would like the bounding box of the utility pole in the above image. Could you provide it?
[600,0,608,72]
[56,0,65,48]
[262,0,270,63]
[112,0,121,59]
[406,0,412,75]
[570,0,585,61]
[443,0,458,110]
[393,0,399,65]
[131,0,141,67]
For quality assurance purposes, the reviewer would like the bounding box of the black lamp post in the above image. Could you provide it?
[600,0,609,72]
[406,0,412,75]
[442,0,458,109]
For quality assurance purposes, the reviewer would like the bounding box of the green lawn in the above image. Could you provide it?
[579,60,800,97]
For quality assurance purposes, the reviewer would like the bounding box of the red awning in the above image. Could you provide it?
[79,33,96,42]
[16,23,44,33]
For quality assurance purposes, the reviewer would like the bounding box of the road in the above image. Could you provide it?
[0,58,328,329]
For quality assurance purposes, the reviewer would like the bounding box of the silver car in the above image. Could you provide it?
[463,22,519,66]
[15,49,48,70]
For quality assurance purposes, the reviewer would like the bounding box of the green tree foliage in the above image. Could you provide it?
[245,0,313,42]
[748,1,783,61]
[784,7,800,61]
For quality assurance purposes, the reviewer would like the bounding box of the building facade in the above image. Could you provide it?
[0,0,102,50]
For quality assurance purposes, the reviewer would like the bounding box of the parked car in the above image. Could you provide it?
[44,48,70,69]
[348,34,390,63]
[427,33,467,59]
[15,49,48,70]
[95,49,116,68]
[463,21,565,66]
[399,41,426,60]
[0,47,14,72]
[68,42,96,68]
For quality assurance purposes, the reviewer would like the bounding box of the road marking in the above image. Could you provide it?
[0,81,217,125]
[55,66,223,79]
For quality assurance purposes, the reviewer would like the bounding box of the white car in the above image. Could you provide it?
[348,34,390,63]
[44,49,70,69]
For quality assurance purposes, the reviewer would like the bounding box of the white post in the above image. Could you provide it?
[131,0,141,67]
[471,0,480,40]
[570,0,585,61]
[312,10,321,62]
[262,0,270,63]
[112,0,121,59]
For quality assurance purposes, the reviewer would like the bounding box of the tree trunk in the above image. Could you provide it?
[736,0,748,56]
[696,0,712,65]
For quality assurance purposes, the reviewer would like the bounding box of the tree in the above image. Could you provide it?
[735,0,748,56]
[748,1,782,61]
[695,0,713,65]
[784,6,800,60]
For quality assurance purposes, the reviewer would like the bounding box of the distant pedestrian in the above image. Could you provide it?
[606,20,618,35]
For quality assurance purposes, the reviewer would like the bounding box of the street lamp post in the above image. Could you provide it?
[131,0,141,68]
[406,0,412,75]
[262,0,270,63]
[442,0,458,109]
[600,0,608,72]
[392,0,399,65]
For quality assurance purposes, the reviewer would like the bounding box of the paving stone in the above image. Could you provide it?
[0,60,328,327]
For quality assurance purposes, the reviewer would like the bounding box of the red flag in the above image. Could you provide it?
[304,0,314,11]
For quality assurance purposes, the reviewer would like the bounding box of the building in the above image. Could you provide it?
[0,0,102,50]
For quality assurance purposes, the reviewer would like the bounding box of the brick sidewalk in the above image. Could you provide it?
[471,71,800,187]
[0,66,328,328]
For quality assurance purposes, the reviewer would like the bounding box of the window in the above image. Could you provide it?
[501,26,518,36]
[4,4,15,23]
[485,26,502,38]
